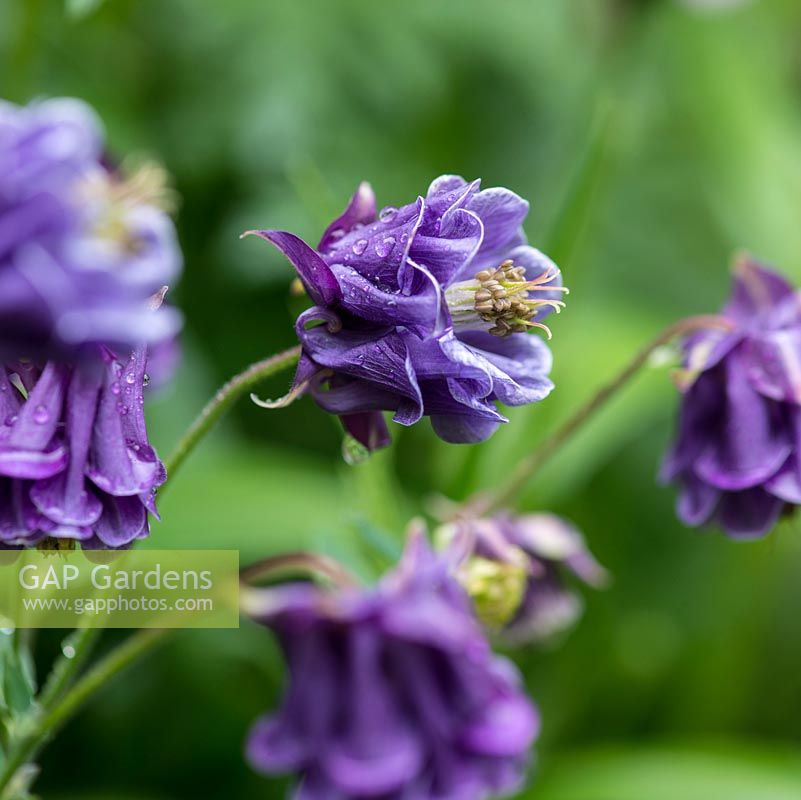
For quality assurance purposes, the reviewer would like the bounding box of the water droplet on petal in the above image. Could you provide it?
[379,206,397,223]
[125,373,135,385]
[352,239,368,255]
[375,236,396,258]
[4,414,18,426]
[111,382,121,396]
[33,405,49,424]
[143,373,150,387]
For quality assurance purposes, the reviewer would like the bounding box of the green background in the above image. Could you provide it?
[4,0,801,797]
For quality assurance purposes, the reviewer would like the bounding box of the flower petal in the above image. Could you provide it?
[246,230,341,306]
[725,255,795,324]
[467,187,529,257]
[716,487,783,539]
[318,182,376,252]
[695,352,792,490]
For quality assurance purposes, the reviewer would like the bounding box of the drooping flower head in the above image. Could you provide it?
[0,348,165,549]
[244,525,539,800]
[663,255,801,538]
[246,176,565,450]
[0,97,182,360]
[437,511,607,645]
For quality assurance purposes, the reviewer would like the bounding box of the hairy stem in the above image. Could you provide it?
[479,314,733,514]
[163,345,301,485]
[0,629,168,793]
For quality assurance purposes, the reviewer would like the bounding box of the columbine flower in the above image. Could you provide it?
[244,526,539,800]
[0,347,164,549]
[662,255,801,538]
[246,175,565,450]
[0,97,182,360]
[437,512,607,645]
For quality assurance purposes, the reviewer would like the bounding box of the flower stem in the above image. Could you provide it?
[0,629,168,794]
[163,345,301,485]
[37,626,100,710]
[479,314,733,514]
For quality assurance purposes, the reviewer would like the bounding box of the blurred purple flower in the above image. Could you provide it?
[244,526,539,800]
[0,346,165,549]
[663,255,801,538]
[0,97,182,360]
[439,512,607,645]
[247,176,565,450]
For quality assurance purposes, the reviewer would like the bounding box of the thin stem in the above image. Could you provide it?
[163,345,301,484]
[0,629,168,793]
[240,552,360,589]
[37,626,100,710]
[479,314,734,514]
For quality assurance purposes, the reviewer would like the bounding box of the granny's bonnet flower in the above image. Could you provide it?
[438,512,607,644]
[245,527,539,800]
[0,348,164,548]
[663,256,801,538]
[0,97,181,360]
[247,176,564,450]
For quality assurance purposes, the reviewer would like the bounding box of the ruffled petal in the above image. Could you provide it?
[91,495,148,548]
[330,264,438,336]
[725,255,795,325]
[743,327,801,404]
[467,187,529,257]
[324,199,425,290]
[0,361,68,479]
[676,474,719,526]
[695,352,791,490]
[30,364,103,528]
[410,207,483,288]
[716,487,783,539]
[318,182,376,252]
[246,230,341,306]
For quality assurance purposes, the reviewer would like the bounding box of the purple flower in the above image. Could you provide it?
[438,512,607,645]
[0,97,182,360]
[0,347,165,549]
[247,176,565,449]
[662,256,801,538]
[244,527,539,800]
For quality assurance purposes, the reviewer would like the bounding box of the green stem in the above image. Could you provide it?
[163,345,301,484]
[37,626,100,711]
[478,314,734,515]
[0,345,303,793]
[0,630,168,794]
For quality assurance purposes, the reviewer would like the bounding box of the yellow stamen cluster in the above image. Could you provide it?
[472,259,567,339]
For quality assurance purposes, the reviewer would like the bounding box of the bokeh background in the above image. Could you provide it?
[4,0,801,797]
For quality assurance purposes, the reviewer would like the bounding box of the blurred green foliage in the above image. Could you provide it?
[4,0,801,797]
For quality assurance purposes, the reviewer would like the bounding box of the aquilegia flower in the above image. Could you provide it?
[662,255,801,538]
[247,175,564,449]
[0,97,182,360]
[437,512,607,645]
[0,346,165,548]
[244,526,539,800]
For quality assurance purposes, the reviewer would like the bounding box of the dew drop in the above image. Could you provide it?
[143,373,150,387]
[111,382,121,396]
[375,236,396,258]
[352,239,368,255]
[62,644,76,659]
[33,405,49,424]
[379,206,397,223]
[329,228,345,240]
[4,414,18,426]
[342,434,370,466]
[125,373,136,385]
